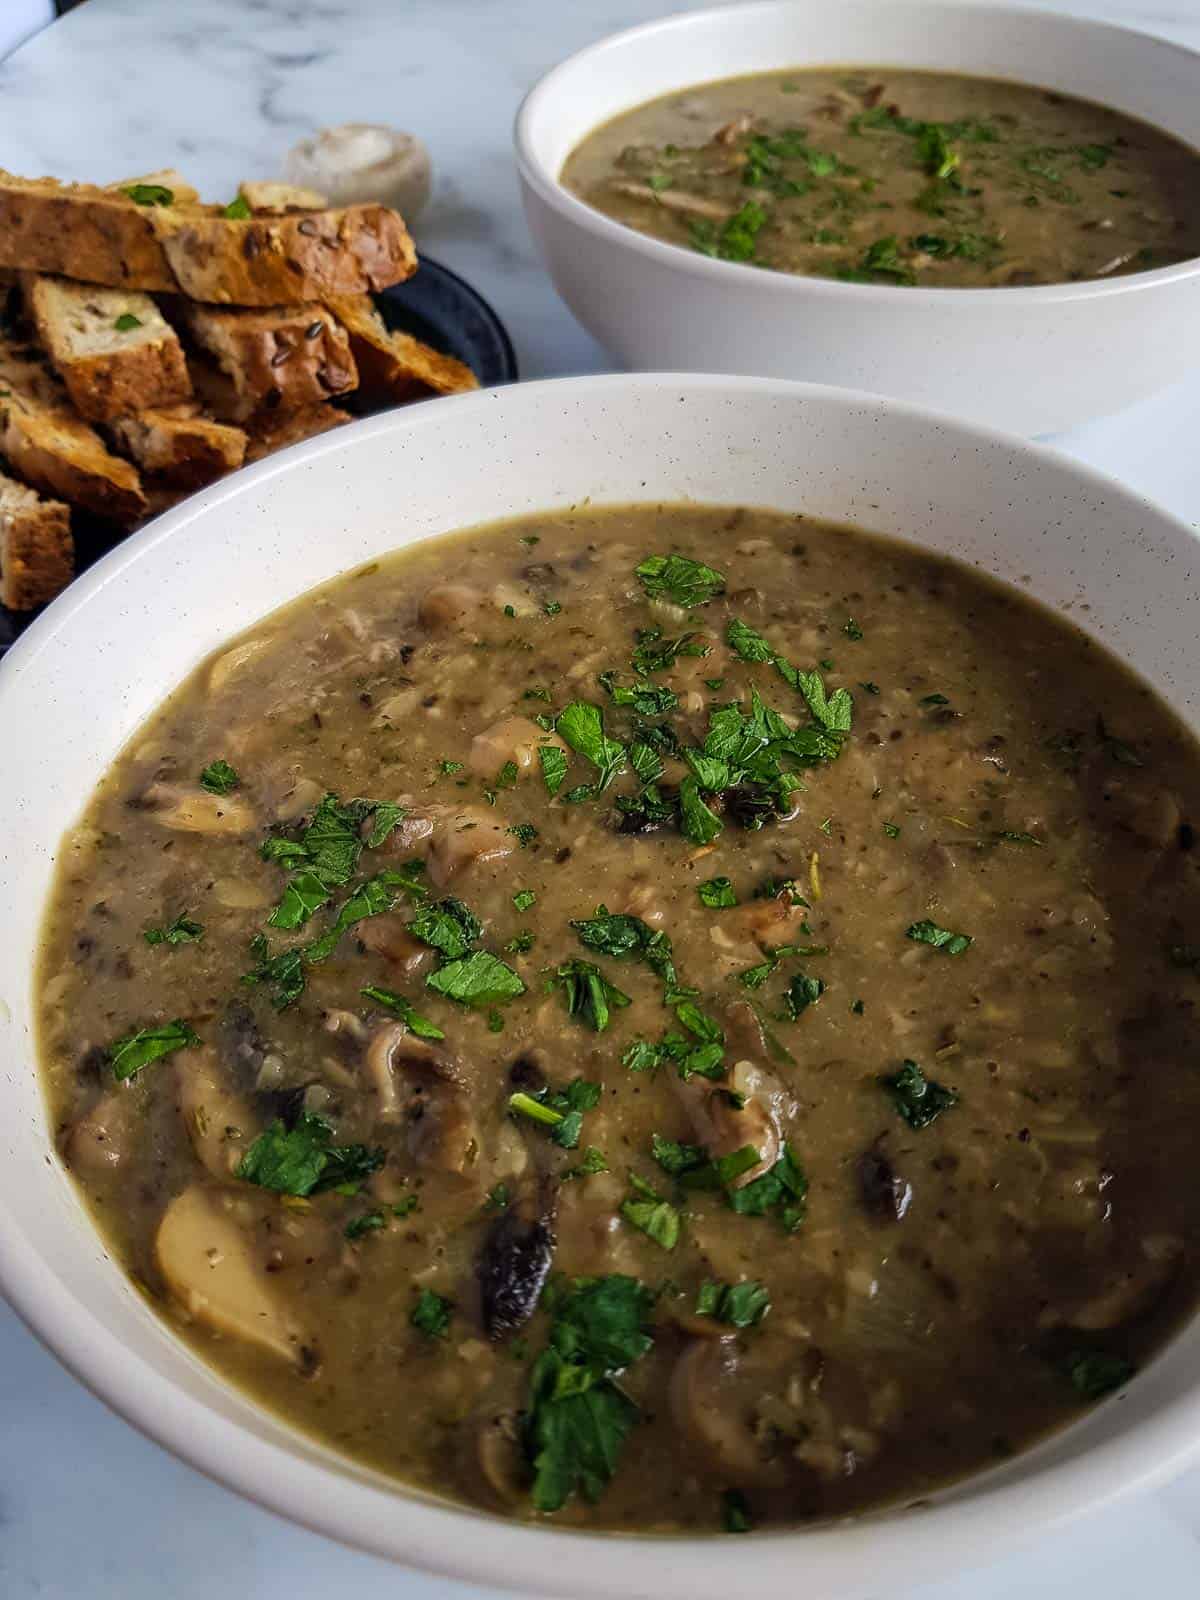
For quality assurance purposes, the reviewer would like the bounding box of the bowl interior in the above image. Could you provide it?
[3,375,1200,1597]
[519,0,1200,185]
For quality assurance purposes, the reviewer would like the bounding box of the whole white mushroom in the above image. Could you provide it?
[285,123,433,220]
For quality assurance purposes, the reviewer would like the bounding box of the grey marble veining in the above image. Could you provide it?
[1,1,1200,1596]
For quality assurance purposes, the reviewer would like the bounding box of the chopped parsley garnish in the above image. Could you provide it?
[631,627,708,675]
[108,1018,200,1081]
[222,194,252,219]
[697,876,737,909]
[1065,1349,1135,1399]
[689,200,768,264]
[199,759,240,795]
[726,618,774,662]
[563,1146,610,1181]
[241,936,305,1010]
[735,940,827,990]
[263,793,408,929]
[555,702,626,793]
[570,906,680,988]
[550,959,631,1032]
[722,1489,753,1533]
[695,1278,770,1327]
[359,984,445,1040]
[345,1198,417,1240]
[114,312,142,332]
[881,1059,958,1129]
[505,930,535,954]
[409,895,482,959]
[906,918,972,955]
[144,913,203,946]
[122,182,174,206]
[509,822,539,848]
[634,554,726,608]
[996,830,1043,847]
[782,971,824,1018]
[512,889,536,913]
[620,1173,681,1250]
[597,671,679,716]
[543,600,562,617]
[842,618,864,640]
[410,1288,453,1339]
[237,1111,384,1197]
[861,680,880,694]
[439,759,465,774]
[656,1138,808,1231]
[839,235,916,286]
[525,1275,655,1512]
[920,692,950,707]
[426,950,526,1007]
[509,1079,601,1151]
[883,821,901,838]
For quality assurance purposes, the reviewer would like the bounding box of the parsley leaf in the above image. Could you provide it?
[679,776,723,844]
[539,744,569,797]
[782,971,824,1018]
[411,1288,453,1339]
[555,702,626,792]
[222,194,252,219]
[114,312,142,332]
[620,1173,681,1250]
[881,1059,958,1129]
[564,1146,610,1181]
[513,889,536,913]
[426,951,526,1007]
[634,554,726,608]
[108,1018,200,1081]
[906,918,972,955]
[550,959,631,1032]
[722,1489,753,1533]
[650,1132,707,1175]
[1065,1349,1135,1399]
[697,876,737,909]
[144,913,203,946]
[597,671,679,716]
[122,182,174,206]
[726,617,775,662]
[241,935,306,1010]
[631,628,708,675]
[360,984,445,1040]
[199,759,240,795]
[696,1279,771,1327]
[689,200,769,264]
[237,1111,383,1196]
[526,1276,655,1512]
[409,896,482,959]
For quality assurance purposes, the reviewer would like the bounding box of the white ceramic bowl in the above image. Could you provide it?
[515,0,1200,435]
[3,375,1200,1596]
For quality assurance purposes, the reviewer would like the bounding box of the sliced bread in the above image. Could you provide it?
[238,181,327,213]
[4,405,146,524]
[325,295,478,400]
[181,302,357,421]
[0,469,73,610]
[107,404,246,488]
[0,171,182,290]
[154,204,417,305]
[26,274,192,421]
[244,403,352,463]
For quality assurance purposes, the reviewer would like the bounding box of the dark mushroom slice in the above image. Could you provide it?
[477,1177,558,1339]
[858,1142,913,1222]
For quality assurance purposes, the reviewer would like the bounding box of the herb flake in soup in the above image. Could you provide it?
[39,504,1200,1531]
[561,69,1200,286]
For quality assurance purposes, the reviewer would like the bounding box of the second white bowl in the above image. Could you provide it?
[515,0,1200,434]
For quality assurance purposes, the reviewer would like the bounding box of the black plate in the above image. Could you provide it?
[0,256,518,661]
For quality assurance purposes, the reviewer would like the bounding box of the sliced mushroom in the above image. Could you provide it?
[457,1409,528,1508]
[670,1338,787,1486]
[155,1186,313,1367]
[477,1179,558,1339]
[137,782,257,836]
[357,912,431,974]
[418,583,487,633]
[469,716,567,779]
[670,1053,793,1188]
[611,180,731,221]
[428,804,518,887]
[360,1021,479,1172]
[1042,1236,1183,1331]
[177,1051,259,1181]
[858,1144,913,1222]
[61,1087,137,1176]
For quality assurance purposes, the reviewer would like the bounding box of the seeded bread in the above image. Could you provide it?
[325,294,478,400]
[0,171,183,289]
[243,404,352,462]
[0,172,416,306]
[25,274,192,422]
[0,469,73,609]
[107,404,246,488]
[152,204,417,305]
[238,181,327,213]
[181,302,357,421]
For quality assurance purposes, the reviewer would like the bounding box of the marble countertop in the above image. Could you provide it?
[1,0,1199,1595]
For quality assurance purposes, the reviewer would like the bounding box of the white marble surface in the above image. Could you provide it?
[1,1,1199,1595]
